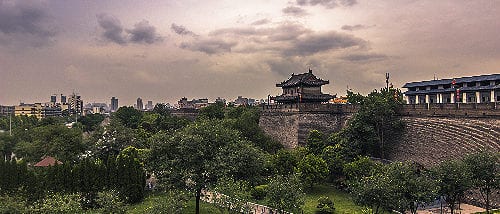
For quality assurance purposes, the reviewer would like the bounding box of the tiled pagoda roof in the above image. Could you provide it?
[276,70,329,88]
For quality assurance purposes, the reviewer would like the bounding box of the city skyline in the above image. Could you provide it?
[1,0,500,106]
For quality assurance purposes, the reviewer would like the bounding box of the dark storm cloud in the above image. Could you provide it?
[96,13,126,44]
[97,14,162,45]
[282,6,308,17]
[171,23,196,36]
[284,31,366,56]
[0,1,55,46]
[340,53,388,61]
[341,24,371,31]
[251,19,270,25]
[266,58,307,76]
[296,0,357,9]
[180,39,237,54]
[127,20,162,44]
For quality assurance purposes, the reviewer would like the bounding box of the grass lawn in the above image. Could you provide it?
[303,184,365,214]
[127,185,364,213]
[126,192,221,214]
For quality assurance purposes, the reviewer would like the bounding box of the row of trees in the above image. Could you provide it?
[0,146,145,211]
[1,103,285,213]
[348,152,499,214]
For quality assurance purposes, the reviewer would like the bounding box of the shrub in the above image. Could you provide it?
[96,190,126,214]
[251,185,268,200]
[32,192,83,213]
[316,196,335,214]
[0,194,29,214]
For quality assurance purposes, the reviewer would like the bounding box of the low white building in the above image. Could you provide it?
[403,74,500,104]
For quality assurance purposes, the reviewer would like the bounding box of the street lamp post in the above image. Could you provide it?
[9,109,12,136]
[385,73,390,90]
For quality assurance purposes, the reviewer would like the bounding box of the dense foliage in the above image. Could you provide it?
[342,88,405,159]
[0,94,496,214]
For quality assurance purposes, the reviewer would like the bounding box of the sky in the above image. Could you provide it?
[1,0,499,106]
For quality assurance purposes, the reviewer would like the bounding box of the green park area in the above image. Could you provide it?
[1,88,498,214]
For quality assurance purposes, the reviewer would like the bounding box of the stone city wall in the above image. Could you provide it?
[259,104,355,148]
[400,103,500,117]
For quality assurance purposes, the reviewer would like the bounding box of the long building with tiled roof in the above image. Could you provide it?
[402,74,500,104]
[272,69,335,103]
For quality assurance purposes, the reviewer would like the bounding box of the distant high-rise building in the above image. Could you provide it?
[50,95,57,103]
[111,97,118,112]
[136,98,143,110]
[68,93,83,115]
[146,100,153,110]
[61,94,67,103]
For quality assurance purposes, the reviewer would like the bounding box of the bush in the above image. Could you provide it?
[316,196,335,214]
[32,192,83,213]
[96,190,125,214]
[0,194,29,214]
[251,185,268,200]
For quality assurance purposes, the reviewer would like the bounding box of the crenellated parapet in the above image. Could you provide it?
[399,102,500,117]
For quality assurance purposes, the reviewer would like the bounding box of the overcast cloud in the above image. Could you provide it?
[0,1,55,46]
[1,0,500,106]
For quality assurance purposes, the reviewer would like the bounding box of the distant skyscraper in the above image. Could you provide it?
[68,93,83,115]
[136,98,143,110]
[50,95,57,103]
[146,100,153,110]
[61,94,67,103]
[111,97,118,112]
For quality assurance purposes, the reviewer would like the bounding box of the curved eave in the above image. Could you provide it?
[276,80,329,88]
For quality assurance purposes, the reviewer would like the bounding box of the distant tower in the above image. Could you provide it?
[50,95,57,103]
[111,97,119,112]
[147,100,153,110]
[136,98,143,110]
[60,94,67,103]
[68,92,83,116]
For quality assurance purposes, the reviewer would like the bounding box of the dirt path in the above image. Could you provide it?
[417,203,485,214]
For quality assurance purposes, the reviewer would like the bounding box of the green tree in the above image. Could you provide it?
[150,119,264,214]
[113,106,143,129]
[152,103,172,116]
[225,106,282,153]
[116,146,146,204]
[271,147,308,176]
[463,152,499,213]
[296,154,329,189]
[306,130,325,155]
[14,124,85,163]
[79,114,105,133]
[321,144,346,181]
[90,120,146,161]
[351,171,392,214]
[343,156,381,182]
[212,177,252,213]
[0,133,16,161]
[385,162,438,214]
[433,159,472,214]
[340,89,404,159]
[198,102,225,120]
[154,113,191,134]
[266,175,305,213]
[346,89,364,104]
